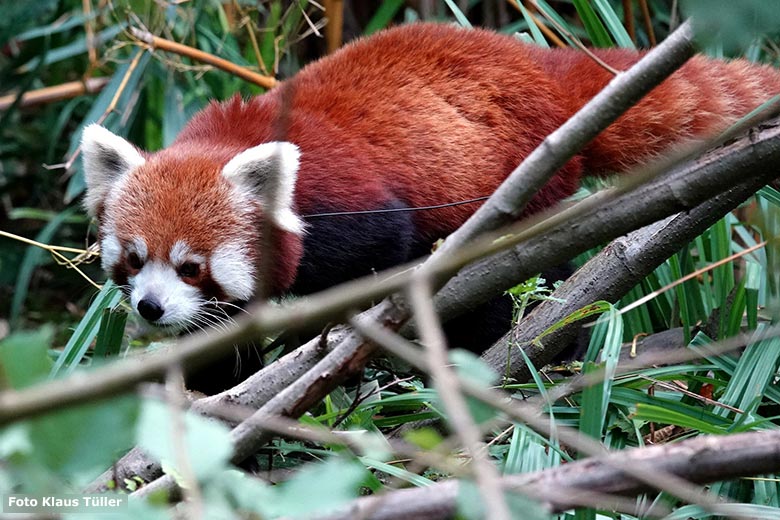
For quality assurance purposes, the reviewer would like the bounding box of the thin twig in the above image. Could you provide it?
[505,1,565,48]
[408,276,512,520]
[323,0,344,54]
[638,0,656,45]
[623,0,636,44]
[82,0,98,71]
[231,0,268,76]
[165,365,204,519]
[0,230,102,290]
[635,375,745,414]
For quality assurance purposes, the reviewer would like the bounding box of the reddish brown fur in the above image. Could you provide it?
[114,24,780,293]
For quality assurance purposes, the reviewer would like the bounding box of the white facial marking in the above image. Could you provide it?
[169,240,205,266]
[129,236,148,263]
[221,141,305,234]
[100,231,121,271]
[210,242,256,301]
[130,261,201,327]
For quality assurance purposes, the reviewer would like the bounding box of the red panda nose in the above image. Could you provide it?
[137,298,164,322]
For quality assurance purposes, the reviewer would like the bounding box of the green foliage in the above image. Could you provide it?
[682,0,780,53]
[0,328,138,489]
[136,400,233,481]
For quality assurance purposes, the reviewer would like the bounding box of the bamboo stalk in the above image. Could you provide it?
[130,27,277,89]
[324,0,344,54]
[0,77,110,111]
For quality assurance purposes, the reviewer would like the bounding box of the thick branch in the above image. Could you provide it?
[482,165,775,381]
[0,77,109,110]
[315,429,780,519]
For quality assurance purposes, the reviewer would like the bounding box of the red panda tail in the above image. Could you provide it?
[529,47,780,175]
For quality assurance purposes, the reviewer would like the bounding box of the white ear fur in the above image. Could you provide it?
[81,124,146,217]
[222,141,304,234]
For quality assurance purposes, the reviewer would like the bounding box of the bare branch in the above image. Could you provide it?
[408,277,511,520]
[478,129,780,381]
[314,429,780,519]
[350,316,734,516]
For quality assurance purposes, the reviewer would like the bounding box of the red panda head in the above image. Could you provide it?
[81,124,304,330]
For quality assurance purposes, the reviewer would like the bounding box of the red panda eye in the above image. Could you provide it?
[127,252,143,270]
[178,262,200,279]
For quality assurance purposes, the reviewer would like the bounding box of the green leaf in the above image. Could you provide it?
[136,399,233,482]
[458,479,548,520]
[533,0,580,47]
[717,329,780,416]
[514,1,549,47]
[532,300,611,348]
[591,0,635,48]
[447,349,499,425]
[682,0,780,52]
[365,0,405,35]
[27,395,138,486]
[0,0,58,46]
[403,427,443,450]
[504,425,561,474]
[93,308,128,358]
[668,503,780,520]
[14,8,99,42]
[260,1,283,74]
[610,387,733,428]
[359,456,433,487]
[270,458,369,517]
[0,327,53,389]
[450,349,498,387]
[634,403,727,434]
[50,280,123,378]
[19,24,126,72]
[208,469,275,516]
[443,0,472,28]
[758,186,780,206]
[571,0,613,47]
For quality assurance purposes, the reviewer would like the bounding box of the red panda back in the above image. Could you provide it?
[176,23,780,244]
[177,24,582,241]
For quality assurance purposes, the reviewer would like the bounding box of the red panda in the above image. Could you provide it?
[82,23,780,333]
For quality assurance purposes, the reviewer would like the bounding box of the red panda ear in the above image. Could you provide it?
[221,141,304,234]
[81,124,146,217]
